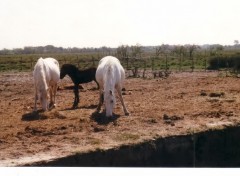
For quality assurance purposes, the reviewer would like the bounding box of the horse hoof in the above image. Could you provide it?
[49,102,53,107]
[125,112,130,116]
[94,110,99,114]
[72,105,78,109]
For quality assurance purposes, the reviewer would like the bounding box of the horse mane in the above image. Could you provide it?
[62,64,97,74]
[64,64,79,72]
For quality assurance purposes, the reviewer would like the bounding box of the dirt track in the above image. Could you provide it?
[0,71,240,166]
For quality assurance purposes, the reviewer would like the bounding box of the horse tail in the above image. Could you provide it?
[35,58,48,91]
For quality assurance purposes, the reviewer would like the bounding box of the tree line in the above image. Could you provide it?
[1,43,240,73]
[1,43,240,56]
[0,45,115,55]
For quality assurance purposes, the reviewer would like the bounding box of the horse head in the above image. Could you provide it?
[60,64,71,79]
[60,64,78,79]
[60,65,67,79]
[104,89,116,117]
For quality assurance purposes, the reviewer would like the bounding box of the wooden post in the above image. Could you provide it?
[126,57,129,70]
[179,55,182,72]
[165,54,168,72]
[30,57,33,70]
[133,67,138,77]
[20,57,23,71]
[77,55,80,68]
[143,60,146,78]
[151,57,155,71]
[204,50,207,71]
[191,56,194,72]
[92,56,95,67]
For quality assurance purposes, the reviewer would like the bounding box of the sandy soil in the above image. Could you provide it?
[0,71,240,166]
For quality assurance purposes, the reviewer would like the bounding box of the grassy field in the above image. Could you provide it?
[0,53,207,72]
[0,48,240,73]
[0,53,101,72]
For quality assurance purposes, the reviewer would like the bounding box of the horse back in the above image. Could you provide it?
[78,67,96,83]
[42,58,60,84]
[96,56,125,85]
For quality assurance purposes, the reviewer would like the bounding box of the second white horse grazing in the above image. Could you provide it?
[95,56,129,117]
[33,57,60,111]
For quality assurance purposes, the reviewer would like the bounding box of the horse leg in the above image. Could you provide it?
[94,79,100,89]
[53,84,57,105]
[117,85,129,116]
[49,86,53,108]
[34,86,38,111]
[73,84,79,108]
[96,88,104,113]
[51,84,57,108]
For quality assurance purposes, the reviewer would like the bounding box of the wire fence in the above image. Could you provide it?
[0,53,217,78]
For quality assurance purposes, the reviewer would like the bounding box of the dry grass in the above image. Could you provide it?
[0,71,240,166]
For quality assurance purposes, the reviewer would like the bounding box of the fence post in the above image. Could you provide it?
[133,67,138,77]
[143,60,146,78]
[205,57,207,71]
[77,55,80,68]
[191,56,194,72]
[30,57,33,70]
[92,56,95,67]
[179,55,182,72]
[165,54,168,72]
[20,57,23,71]
[126,57,129,70]
[64,57,67,64]
[151,57,155,71]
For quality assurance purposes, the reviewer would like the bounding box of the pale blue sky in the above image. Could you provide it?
[0,0,240,49]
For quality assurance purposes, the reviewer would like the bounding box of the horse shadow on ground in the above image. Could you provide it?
[88,87,99,91]
[22,110,47,121]
[91,111,120,125]
[62,104,98,111]
[58,85,98,92]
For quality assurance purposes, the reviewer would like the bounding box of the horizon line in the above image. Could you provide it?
[1,43,239,50]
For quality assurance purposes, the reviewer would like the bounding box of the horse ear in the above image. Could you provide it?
[109,90,113,95]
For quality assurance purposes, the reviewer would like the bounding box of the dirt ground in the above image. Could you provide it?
[0,71,240,166]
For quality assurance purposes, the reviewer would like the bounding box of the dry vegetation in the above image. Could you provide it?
[0,71,240,166]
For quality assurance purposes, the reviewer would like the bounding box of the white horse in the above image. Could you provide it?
[33,57,60,111]
[95,56,129,117]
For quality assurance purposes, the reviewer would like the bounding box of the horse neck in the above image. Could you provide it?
[64,66,79,82]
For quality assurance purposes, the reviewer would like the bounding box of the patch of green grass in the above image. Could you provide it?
[89,138,102,145]
[0,53,101,72]
[1,49,240,72]
[114,133,140,142]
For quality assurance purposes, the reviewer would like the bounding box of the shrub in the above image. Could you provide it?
[208,55,240,71]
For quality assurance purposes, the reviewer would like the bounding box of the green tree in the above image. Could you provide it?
[117,45,129,59]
